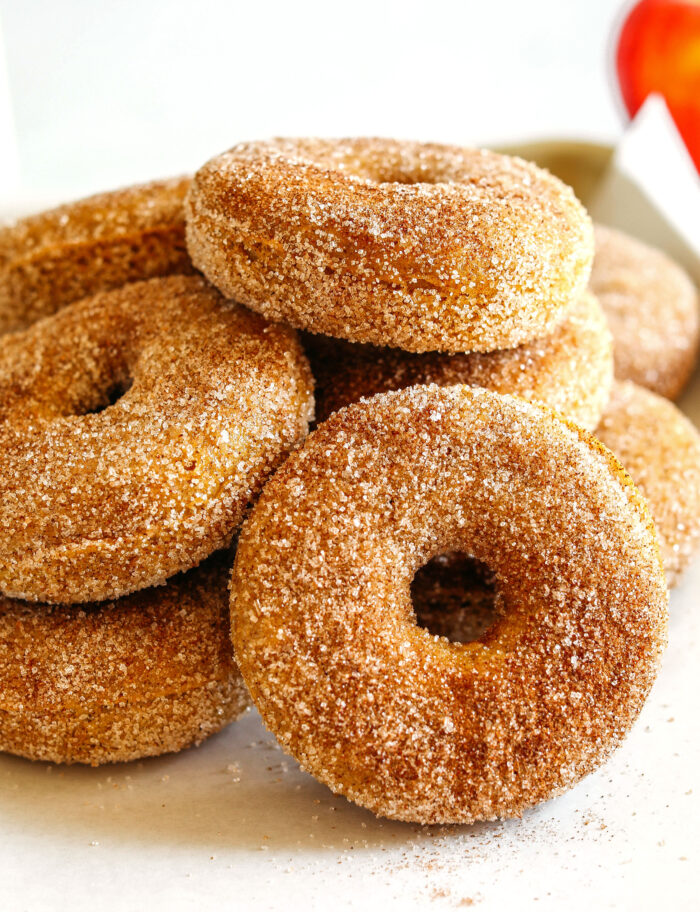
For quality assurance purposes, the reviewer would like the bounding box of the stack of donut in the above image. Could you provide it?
[0,188,314,764]
[1,138,699,826]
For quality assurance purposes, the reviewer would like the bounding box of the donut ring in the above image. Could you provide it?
[596,380,700,587]
[306,291,612,430]
[0,177,194,334]
[590,224,700,400]
[186,138,594,353]
[0,553,249,765]
[0,274,313,604]
[231,385,667,824]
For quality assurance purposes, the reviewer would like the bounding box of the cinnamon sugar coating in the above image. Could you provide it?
[0,275,314,604]
[596,381,700,587]
[306,291,612,430]
[0,552,249,765]
[186,138,594,353]
[590,225,700,400]
[0,176,194,334]
[230,385,667,825]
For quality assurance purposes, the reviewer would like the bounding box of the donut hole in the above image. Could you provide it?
[379,173,438,186]
[411,552,500,643]
[82,376,134,415]
[346,160,445,186]
[372,168,443,186]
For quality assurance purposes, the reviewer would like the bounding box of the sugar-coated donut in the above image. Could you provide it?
[0,177,194,334]
[590,224,699,400]
[306,291,612,431]
[0,274,313,604]
[231,385,667,824]
[0,553,248,765]
[186,138,594,353]
[596,380,700,587]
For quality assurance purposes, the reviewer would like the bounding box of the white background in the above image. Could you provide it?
[1,2,699,911]
[1,0,627,201]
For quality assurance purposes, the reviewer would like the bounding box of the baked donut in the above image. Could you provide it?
[186,138,594,353]
[0,274,313,604]
[307,291,612,430]
[231,385,667,824]
[596,380,700,587]
[0,177,194,334]
[590,224,699,400]
[0,553,248,765]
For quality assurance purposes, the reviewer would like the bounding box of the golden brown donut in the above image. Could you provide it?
[0,176,194,334]
[596,380,700,587]
[0,274,314,604]
[0,553,249,765]
[186,138,594,353]
[590,224,700,400]
[306,291,612,430]
[231,385,667,825]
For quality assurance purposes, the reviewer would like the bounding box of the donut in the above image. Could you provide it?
[0,274,313,604]
[590,224,700,400]
[596,380,700,587]
[0,553,249,765]
[0,176,193,334]
[306,291,612,431]
[186,138,594,353]
[230,385,667,824]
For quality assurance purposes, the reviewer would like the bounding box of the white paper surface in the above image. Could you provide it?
[1,115,700,910]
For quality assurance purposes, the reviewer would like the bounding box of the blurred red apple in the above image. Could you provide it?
[616,0,700,171]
